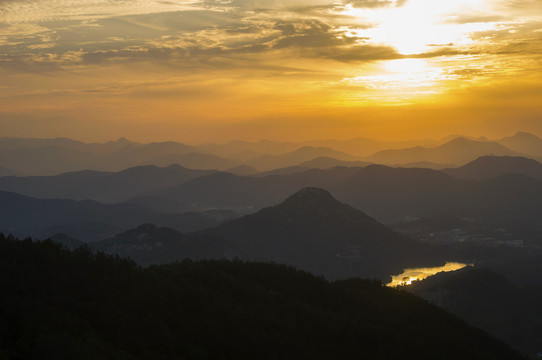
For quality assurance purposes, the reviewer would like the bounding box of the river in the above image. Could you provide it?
[387,262,470,287]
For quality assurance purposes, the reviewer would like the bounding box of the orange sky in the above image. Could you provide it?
[0,0,541,143]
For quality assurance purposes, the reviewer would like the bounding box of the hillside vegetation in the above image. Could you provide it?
[0,234,523,360]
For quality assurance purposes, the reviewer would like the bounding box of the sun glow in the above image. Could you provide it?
[338,0,503,100]
[384,59,428,73]
[343,0,496,55]
[342,58,454,101]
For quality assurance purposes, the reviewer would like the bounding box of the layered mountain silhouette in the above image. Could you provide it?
[198,137,441,159]
[225,164,259,175]
[200,188,444,279]
[0,145,100,176]
[304,137,441,157]
[93,224,195,265]
[129,151,237,170]
[0,164,215,203]
[0,190,157,241]
[3,133,542,176]
[400,161,456,169]
[245,146,360,171]
[3,134,542,248]
[0,137,236,175]
[0,190,237,242]
[0,136,133,153]
[333,165,461,219]
[444,155,542,180]
[199,139,302,160]
[297,156,370,169]
[497,131,542,157]
[153,167,362,210]
[136,164,542,240]
[95,188,443,280]
[7,159,541,241]
[365,137,521,166]
[254,165,311,176]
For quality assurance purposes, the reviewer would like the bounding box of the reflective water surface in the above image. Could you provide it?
[387,262,470,287]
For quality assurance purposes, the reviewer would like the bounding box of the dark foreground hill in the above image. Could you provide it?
[0,234,523,360]
[407,267,542,357]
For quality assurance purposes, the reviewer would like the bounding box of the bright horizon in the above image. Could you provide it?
[1,0,541,143]
[0,130,538,147]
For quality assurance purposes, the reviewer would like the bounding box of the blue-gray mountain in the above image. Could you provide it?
[0,191,239,242]
[94,188,445,280]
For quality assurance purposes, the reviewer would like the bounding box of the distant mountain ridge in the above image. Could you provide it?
[0,164,216,203]
[444,155,542,180]
[297,156,371,169]
[0,190,157,242]
[0,137,236,175]
[3,161,540,240]
[96,188,444,280]
[199,136,443,158]
[245,146,360,171]
[2,132,541,175]
[496,131,542,157]
[365,137,522,166]
[0,189,238,242]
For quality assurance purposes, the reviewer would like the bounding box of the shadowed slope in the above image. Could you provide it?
[444,155,542,180]
[0,235,523,360]
[199,188,443,279]
[408,267,542,357]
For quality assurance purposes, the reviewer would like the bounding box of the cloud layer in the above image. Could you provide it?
[0,0,541,142]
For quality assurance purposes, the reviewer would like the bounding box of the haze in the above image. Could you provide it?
[1,0,541,143]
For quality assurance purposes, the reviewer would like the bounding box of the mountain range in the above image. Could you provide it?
[0,190,239,242]
[0,164,215,203]
[244,146,361,171]
[364,137,523,166]
[94,188,444,280]
[443,155,542,180]
[3,132,542,176]
[497,131,542,157]
[5,132,542,359]
[4,155,542,243]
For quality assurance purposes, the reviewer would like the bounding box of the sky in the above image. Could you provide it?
[0,0,541,143]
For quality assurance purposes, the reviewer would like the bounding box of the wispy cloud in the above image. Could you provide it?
[0,0,541,142]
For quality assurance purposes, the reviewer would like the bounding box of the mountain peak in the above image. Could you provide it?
[282,187,337,207]
[513,131,539,139]
[445,136,474,145]
[275,187,371,222]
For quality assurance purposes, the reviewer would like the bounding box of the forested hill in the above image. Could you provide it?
[0,234,524,360]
